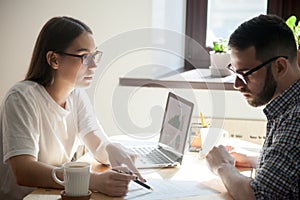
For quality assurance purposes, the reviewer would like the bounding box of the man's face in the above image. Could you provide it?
[230,47,277,107]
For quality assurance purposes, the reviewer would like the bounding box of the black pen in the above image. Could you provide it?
[133,177,154,191]
[112,169,154,191]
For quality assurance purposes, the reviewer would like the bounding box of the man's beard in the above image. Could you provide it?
[243,67,277,107]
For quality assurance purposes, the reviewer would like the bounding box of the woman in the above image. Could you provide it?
[0,16,142,199]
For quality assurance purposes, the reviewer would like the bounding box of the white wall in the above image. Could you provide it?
[0,0,266,137]
[0,0,152,99]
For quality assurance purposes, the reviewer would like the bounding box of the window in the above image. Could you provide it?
[185,0,300,70]
[206,0,267,47]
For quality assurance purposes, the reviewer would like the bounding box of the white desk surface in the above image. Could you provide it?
[25,136,260,200]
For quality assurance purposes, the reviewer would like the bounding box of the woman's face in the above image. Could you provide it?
[55,32,98,88]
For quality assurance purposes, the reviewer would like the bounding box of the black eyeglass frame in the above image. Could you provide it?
[227,55,288,84]
[55,50,103,65]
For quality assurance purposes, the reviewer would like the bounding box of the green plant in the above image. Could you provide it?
[286,15,300,49]
[212,38,229,53]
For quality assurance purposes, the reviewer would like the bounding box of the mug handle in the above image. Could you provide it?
[51,167,64,186]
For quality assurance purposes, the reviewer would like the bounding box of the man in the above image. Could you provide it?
[206,14,300,199]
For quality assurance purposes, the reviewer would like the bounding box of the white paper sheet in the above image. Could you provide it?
[125,179,219,200]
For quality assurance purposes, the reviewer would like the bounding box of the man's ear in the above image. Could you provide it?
[273,57,288,79]
[46,51,59,69]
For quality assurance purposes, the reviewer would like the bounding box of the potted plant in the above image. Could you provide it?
[212,38,230,53]
[209,38,231,77]
[286,15,300,65]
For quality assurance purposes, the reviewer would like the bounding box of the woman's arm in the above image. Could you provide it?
[8,155,63,189]
[9,154,135,197]
[81,131,110,164]
[82,131,144,181]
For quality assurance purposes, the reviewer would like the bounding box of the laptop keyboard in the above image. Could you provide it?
[132,146,173,164]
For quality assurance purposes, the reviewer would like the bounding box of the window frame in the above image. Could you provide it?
[184,0,300,70]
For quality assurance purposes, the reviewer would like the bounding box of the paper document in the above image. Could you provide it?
[125,179,219,200]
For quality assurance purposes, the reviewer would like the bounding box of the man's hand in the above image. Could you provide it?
[227,147,258,168]
[205,145,235,175]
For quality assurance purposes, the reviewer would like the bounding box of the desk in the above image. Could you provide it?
[25,137,258,200]
[25,153,233,200]
[119,68,235,90]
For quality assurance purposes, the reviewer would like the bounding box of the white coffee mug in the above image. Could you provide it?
[199,127,228,159]
[52,162,90,196]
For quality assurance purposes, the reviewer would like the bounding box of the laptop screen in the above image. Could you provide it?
[158,92,194,155]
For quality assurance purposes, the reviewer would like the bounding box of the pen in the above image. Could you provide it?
[112,169,154,191]
[133,177,154,191]
[200,112,206,127]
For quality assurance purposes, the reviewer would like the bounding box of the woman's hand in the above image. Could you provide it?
[106,143,145,182]
[90,166,135,197]
[82,132,144,181]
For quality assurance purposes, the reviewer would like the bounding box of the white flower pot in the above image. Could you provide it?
[209,52,231,77]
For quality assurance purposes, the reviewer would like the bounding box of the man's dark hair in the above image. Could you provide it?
[229,14,297,62]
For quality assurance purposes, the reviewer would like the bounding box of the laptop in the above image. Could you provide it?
[131,92,194,168]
